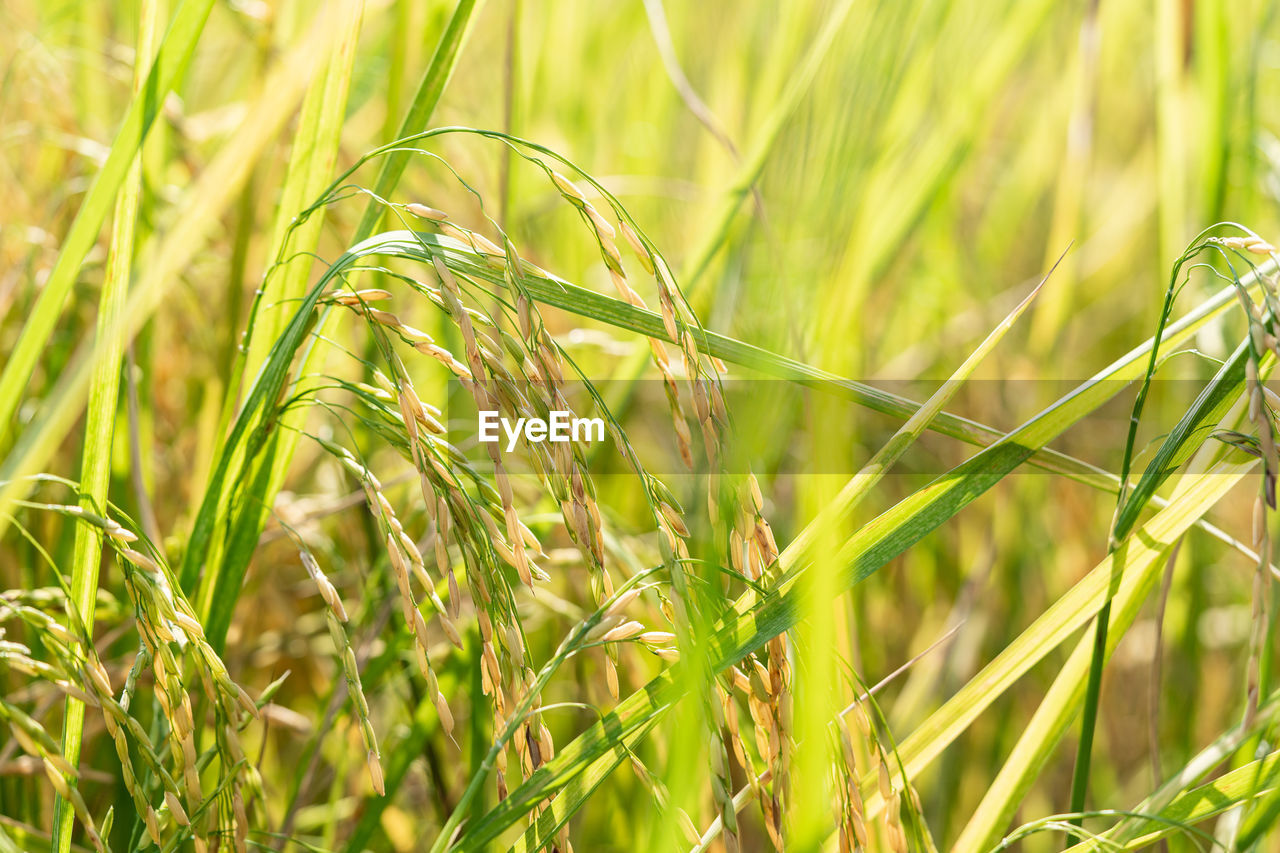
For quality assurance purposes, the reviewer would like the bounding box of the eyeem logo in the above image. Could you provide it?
[478,411,605,452]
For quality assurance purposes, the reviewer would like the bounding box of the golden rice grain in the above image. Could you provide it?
[368,749,386,795]
[550,170,587,201]
[618,220,654,274]
[406,202,449,221]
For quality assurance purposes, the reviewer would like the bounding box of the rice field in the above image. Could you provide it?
[3,1,1280,851]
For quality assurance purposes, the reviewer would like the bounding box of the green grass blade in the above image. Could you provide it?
[0,0,216,449]
[188,2,480,648]
[1067,339,1248,837]
[1073,233,1251,833]
[508,718,665,853]
[471,449,1253,852]
[1064,748,1280,851]
[51,1,161,847]
[11,5,1280,852]
[195,0,367,637]
[359,230,1258,492]
[929,459,1253,850]
[784,259,1052,566]
[352,0,482,243]
[451,455,1254,849]
[439,255,1263,846]
[818,0,1056,333]
[240,0,368,380]
[503,251,1052,853]
[16,220,1255,848]
[952,471,1255,850]
[678,0,857,298]
[0,8,352,533]
[1114,341,1249,538]
[1060,695,1280,850]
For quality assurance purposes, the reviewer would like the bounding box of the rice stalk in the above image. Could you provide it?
[51,0,161,846]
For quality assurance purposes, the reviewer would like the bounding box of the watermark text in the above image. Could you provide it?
[478,411,605,452]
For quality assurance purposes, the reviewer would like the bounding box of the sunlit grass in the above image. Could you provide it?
[3,1,1280,852]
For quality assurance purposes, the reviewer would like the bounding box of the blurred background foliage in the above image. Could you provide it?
[4,0,1280,850]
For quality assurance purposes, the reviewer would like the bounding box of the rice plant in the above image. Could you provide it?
[4,1,1280,852]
